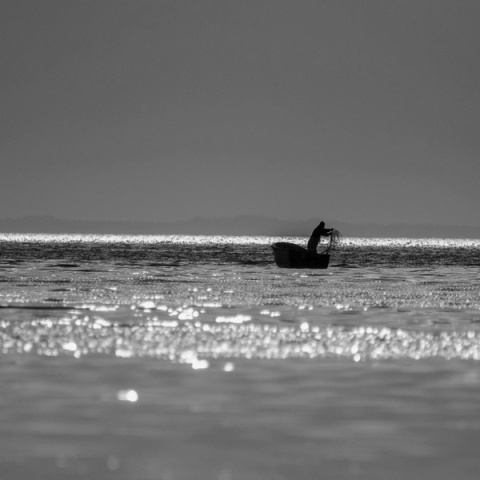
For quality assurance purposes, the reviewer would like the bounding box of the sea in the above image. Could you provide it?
[1,233,480,480]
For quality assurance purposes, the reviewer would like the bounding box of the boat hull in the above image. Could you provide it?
[271,242,330,269]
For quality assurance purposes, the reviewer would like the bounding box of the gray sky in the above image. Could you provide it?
[2,0,479,226]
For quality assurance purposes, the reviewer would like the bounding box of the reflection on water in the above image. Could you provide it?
[1,234,480,479]
[2,316,480,361]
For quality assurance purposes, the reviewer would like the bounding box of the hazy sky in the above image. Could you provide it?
[2,0,479,226]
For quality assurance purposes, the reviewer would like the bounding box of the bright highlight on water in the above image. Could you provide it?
[1,233,480,363]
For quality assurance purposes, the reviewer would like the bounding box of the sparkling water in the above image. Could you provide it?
[1,234,480,479]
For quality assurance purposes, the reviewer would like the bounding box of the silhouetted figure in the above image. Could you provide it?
[307,221,333,253]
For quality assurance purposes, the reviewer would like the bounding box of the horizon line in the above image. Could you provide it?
[1,214,479,229]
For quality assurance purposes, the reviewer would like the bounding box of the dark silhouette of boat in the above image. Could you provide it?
[271,229,340,269]
[271,242,330,269]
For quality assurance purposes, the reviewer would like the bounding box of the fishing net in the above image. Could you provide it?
[325,229,342,253]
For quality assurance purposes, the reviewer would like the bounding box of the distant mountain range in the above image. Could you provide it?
[0,215,479,239]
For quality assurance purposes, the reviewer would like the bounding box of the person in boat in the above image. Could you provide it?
[307,221,333,254]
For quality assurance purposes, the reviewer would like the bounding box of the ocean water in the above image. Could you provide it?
[1,233,480,480]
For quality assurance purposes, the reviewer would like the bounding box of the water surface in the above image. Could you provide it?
[1,234,480,479]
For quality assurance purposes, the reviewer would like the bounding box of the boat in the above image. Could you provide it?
[271,229,340,269]
[271,242,330,269]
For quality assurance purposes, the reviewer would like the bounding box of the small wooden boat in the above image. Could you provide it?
[271,242,330,269]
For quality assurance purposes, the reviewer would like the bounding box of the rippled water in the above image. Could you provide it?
[1,234,480,479]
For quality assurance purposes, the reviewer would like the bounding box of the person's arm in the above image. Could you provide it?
[310,224,328,238]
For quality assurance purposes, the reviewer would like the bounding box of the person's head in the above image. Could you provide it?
[319,221,325,228]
